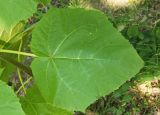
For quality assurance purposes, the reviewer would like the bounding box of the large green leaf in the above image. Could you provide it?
[0,0,36,32]
[30,8,143,113]
[0,80,25,115]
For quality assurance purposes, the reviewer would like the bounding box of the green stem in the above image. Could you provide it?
[17,68,26,94]
[17,40,26,94]
[0,49,37,57]
[16,77,32,94]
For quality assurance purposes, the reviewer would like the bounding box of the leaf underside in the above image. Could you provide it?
[28,8,143,114]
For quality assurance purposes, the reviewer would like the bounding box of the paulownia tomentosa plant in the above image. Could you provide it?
[0,0,143,114]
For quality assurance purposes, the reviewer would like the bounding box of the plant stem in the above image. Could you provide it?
[17,68,26,94]
[16,77,32,94]
[17,40,26,94]
[0,49,37,57]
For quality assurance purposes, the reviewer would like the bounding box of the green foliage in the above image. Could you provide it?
[21,85,72,115]
[0,21,33,81]
[34,0,51,4]
[78,0,160,114]
[127,25,140,38]
[0,68,4,76]
[0,0,36,32]
[0,80,25,115]
[29,8,143,113]
[0,0,145,114]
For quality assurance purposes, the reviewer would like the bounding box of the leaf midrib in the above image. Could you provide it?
[52,57,105,61]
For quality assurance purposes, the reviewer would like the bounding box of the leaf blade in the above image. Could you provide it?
[30,8,143,112]
[0,0,36,32]
[0,80,25,115]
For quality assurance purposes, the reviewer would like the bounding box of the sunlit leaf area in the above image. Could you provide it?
[0,0,159,115]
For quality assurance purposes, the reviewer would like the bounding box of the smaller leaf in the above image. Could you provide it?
[0,0,36,32]
[0,80,25,115]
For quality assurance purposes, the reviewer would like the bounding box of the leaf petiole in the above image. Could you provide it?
[0,49,37,57]
[17,39,26,94]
